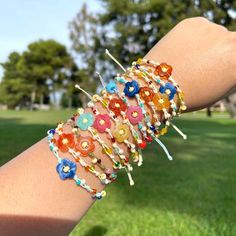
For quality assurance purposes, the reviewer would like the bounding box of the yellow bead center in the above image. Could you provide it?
[144,91,150,96]
[132,111,138,118]
[162,67,168,72]
[63,166,70,173]
[129,86,134,92]
[81,141,89,149]
[159,99,164,104]
[99,119,105,125]
[62,138,69,145]
[165,89,171,95]
[83,118,88,123]
[115,103,120,108]
[119,129,125,135]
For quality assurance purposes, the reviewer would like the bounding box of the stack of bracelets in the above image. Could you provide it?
[47,50,187,200]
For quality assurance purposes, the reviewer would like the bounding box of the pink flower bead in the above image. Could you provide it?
[126,106,143,125]
[93,114,111,133]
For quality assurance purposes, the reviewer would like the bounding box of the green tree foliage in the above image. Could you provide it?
[0,52,32,108]
[69,4,99,104]
[18,39,76,108]
[0,40,79,109]
[70,0,235,76]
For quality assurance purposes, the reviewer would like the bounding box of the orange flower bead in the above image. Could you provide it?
[75,136,95,157]
[153,94,170,111]
[57,133,75,153]
[139,87,154,102]
[154,63,172,80]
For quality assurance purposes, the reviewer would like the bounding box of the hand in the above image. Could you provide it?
[145,17,236,111]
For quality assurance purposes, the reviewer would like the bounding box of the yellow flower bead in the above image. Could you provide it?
[153,94,170,111]
[112,123,130,143]
[137,58,143,64]
[160,127,168,135]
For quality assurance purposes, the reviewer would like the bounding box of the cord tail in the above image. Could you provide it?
[105,49,126,72]
[170,122,187,140]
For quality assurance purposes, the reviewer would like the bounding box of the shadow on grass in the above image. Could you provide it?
[112,118,236,230]
[84,225,108,236]
[0,117,53,166]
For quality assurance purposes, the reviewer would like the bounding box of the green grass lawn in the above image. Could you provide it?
[1,110,236,236]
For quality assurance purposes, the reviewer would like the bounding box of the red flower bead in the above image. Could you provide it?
[154,63,172,80]
[138,140,147,149]
[108,98,127,116]
[57,133,75,153]
[93,114,111,133]
[126,106,143,125]
[140,87,154,102]
[75,136,95,157]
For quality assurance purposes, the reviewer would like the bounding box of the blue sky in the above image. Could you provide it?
[0,0,100,77]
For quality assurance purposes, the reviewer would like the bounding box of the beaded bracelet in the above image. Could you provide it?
[53,122,115,184]
[115,75,173,160]
[127,67,171,122]
[95,73,144,165]
[102,78,149,144]
[105,49,187,159]
[124,71,166,133]
[46,49,187,200]
[47,129,106,200]
[134,59,187,113]
[93,92,143,165]
[72,100,136,186]
[131,60,187,139]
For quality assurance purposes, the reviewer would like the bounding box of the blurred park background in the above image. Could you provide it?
[0,0,236,235]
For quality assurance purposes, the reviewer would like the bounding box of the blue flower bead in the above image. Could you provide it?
[124,80,140,98]
[56,158,77,180]
[77,113,94,131]
[106,80,117,94]
[49,129,55,135]
[159,82,177,100]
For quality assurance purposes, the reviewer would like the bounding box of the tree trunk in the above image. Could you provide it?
[206,107,212,117]
[224,96,236,118]
[39,94,44,109]
[68,96,72,109]
[51,84,56,109]
[80,93,88,108]
[30,90,36,110]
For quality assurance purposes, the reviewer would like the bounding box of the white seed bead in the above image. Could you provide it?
[142,127,147,131]
[131,144,135,149]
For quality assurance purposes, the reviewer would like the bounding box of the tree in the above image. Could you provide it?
[0,52,32,108]
[0,40,79,109]
[70,0,236,115]
[70,1,200,77]
[69,3,102,103]
[18,39,76,108]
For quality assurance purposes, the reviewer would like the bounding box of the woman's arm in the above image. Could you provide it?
[0,17,235,236]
